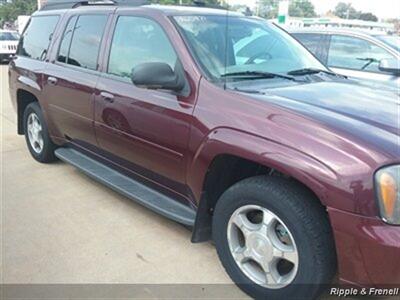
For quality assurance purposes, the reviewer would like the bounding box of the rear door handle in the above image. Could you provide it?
[100,91,115,103]
[47,76,58,86]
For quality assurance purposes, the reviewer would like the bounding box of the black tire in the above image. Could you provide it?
[212,176,337,300]
[23,102,58,163]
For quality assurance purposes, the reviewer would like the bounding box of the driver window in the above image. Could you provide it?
[108,16,178,79]
[328,35,395,73]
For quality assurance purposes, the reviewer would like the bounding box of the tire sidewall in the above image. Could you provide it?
[213,179,324,299]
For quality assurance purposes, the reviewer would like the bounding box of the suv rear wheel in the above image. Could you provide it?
[213,176,336,300]
[23,102,57,163]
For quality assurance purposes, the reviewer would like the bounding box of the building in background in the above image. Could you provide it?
[38,0,47,9]
[301,17,395,33]
[272,16,395,34]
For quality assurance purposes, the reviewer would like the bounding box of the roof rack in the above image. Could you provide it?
[190,0,227,10]
[40,0,149,10]
[40,0,226,11]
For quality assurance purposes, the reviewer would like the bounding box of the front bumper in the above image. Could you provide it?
[328,208,400,286]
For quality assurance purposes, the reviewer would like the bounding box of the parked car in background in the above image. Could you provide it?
[290,28,400,93]
[0,30,19,63]
[8,1,400,299]
[375,34,400,52]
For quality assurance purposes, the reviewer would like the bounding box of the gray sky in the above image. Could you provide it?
[226,0,400,19]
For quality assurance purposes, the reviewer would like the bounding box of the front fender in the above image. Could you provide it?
[188,127,358,214]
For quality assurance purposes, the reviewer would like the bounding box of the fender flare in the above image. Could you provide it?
[189,128,338,242]
[15,74,43,134]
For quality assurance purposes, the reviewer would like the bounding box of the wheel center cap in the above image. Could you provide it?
[248,233,272,258]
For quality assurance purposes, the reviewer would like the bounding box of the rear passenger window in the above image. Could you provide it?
[59,15,108,70]
[108,16,177,79]
[18,15,59,60]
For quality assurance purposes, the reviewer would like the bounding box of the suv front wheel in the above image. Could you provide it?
[23,102,57,163]
[213,176,337,300]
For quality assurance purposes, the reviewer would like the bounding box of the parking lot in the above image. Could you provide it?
[0,65,251,297]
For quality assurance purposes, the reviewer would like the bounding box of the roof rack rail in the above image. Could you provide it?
[40,0,149,10]
[191,0,227,10]
[40,0,226,11]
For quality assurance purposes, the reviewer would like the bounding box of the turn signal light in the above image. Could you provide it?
[376,166,399,225]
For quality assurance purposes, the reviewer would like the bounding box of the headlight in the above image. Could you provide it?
[375,165,400,225]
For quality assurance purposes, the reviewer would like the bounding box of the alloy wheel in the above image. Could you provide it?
[27,112,44,154]
[227,205,299,289]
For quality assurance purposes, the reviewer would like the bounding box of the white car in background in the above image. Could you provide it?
[0,30,19,63]
[290,28,400,93]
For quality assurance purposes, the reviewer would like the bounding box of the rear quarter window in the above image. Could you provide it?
[18,15,59,60]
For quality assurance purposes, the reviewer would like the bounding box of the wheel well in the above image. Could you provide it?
[17,90,38,135]
[191,154,324,243]
[203,155,273,214]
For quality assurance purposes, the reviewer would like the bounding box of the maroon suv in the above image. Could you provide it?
[8,1,400,299]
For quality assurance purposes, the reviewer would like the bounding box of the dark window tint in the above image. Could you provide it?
[293,33,322,56]
[108,16,177,78]
[57,16,77,63]
[67,15,108,70]
[328,35,395,73]
[18,16,59,60]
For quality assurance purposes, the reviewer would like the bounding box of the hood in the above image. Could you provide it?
[351,77,400,96]
[251,81,400,159]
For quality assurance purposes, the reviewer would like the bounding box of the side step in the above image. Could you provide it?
[55,148,196,226]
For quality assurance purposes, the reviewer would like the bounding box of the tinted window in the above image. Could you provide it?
[174,16,325,80]
[108,16,177,78]
[57,16,77,63]
[18,16,59,60]
[293,33,322,56]
[328,35,396,73]
[0,32,19,41]
[67,15,108,70]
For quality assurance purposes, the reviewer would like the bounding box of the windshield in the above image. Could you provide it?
[375,35,400,52]
[174,15,326,81]
[0,32,20,41]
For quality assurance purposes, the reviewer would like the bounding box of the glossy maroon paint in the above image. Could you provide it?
[8,5,400,287]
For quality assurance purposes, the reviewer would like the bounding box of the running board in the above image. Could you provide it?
[54,148,196,226]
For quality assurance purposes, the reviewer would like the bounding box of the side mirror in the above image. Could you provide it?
[131,62,185,92]
[379,58,400,75]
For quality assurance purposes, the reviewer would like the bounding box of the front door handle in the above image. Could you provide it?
[100,91,114,103]
[47,76,58,86]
